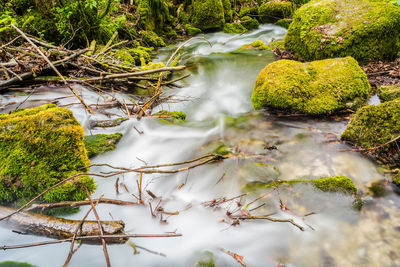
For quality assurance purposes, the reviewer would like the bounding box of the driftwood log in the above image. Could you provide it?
[0,205,128,244]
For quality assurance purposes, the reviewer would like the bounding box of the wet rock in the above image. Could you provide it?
[0,104,95,203]
[284,0,400,60]
[84,133,123,158]
[240,16,259,30]
[153,110,186,124]
[274,18,292,29]
[251,57,371,115]
[191,0,225,31]
[238,40,270,51]
[223,22,246,34]
[341,100,400,169]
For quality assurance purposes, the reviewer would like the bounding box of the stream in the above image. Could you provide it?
[1,24,400,267]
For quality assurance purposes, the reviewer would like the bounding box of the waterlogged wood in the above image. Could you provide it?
[0,205,128,244]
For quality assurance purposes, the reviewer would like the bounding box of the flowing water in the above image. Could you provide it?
[1,25,400,267]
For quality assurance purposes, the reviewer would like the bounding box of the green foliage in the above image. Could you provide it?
[284,0,400,61]
[251,57,371,115]
[0,104,95,204]
[258,2,294,23]
[341,100,400,148]
[0,262,37,267]
[191,0,225,30]
[84,133,123,158]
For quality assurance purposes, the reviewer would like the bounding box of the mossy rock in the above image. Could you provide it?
[341,100,400,163]
[191,0,225,31]
[0,262,37,267]
[394,171,400,186]
[128,46,153,66]
[251,57,371,115]
[274,18,292,28]
[185,24,202,36]
[244,176,357,195]
[141,30,166,47]
[239,6,259,17]
[0,104,95,204]
[153,110,186,124]
[284,0,400,61]
[240,16,259,30]
[222,0,233,22]
[269,40,285,49]
[113,49,136,65]
[137,0,171,31]
[84,133,123,158]
[239,40,270,50]
[194,251,215,267]
[223,22,247,34]
[258,1,294,23]
[378,85,400,102]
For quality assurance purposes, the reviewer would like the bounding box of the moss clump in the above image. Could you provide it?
[245,176,357,195]
[378,85,400,102]
[274,18,292,28]
[240,16,259,30]
[153,110,186,124]
[128,46,153,66]
[0,104,95,204]
[239,6,259,17]
[269,40,285,49]
[113,49,136,65]
[0,262,37,267]
[137,0,171,31]
[84,133,123,158]
[251,57,371,115]
[191,0,225,31]
[394,171,400,186]
[341,100,400,149]
[239,40,270,50]
[223,22,247,34]
[141,30,166,47]
[185,24,202,35]
[222,0,233,22]
[367,180,388,197]
[195,251,215,267]
[258,1,294,23]
[284,0,400,61]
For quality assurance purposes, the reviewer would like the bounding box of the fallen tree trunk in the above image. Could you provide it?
[0,205,128,244]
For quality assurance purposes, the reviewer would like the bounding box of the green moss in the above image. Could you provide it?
[113,49,136,65]
[284,0,400,61]
[222,0,233,22]
[258,2,294,23]
[141,30,166,47]
[195,251,215,267]
[0,104,95,204]
[191,0,225,30]
[239,6,259,17]
[185,24,202,35]
[128,46,153,65]
[367,180,388,197]
[0,262,37,267]
[269,40,285,49]
[244,176,357,194]
[137,0,171,31]
[378,85,400,102]
[251,57,371,115]
[341,100,400,148]
[153,110,187,124]
[223,22,247,34]
[274,18,292,28]
[394,171,400,186]
[84,133,123,158]
[239,40,270,50]
[240,16,259,30]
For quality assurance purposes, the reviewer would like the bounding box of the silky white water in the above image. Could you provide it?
[1,25,399,267]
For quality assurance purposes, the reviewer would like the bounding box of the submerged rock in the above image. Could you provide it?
[341,100,400,168]
[378,85,400,102]
[284,0,400,61]
[238,40,270,50]
[84,133,123,158]
[240,16,259,30]
[0,104,95,203]
[251,57,371,115]
[191,0,225,30]
[153,110,186,124]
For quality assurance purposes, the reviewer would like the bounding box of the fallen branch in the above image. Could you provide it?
[232,215,305,231]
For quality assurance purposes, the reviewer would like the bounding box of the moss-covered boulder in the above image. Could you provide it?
[251,57,371,115]
[378,85,400,102]
[240,16,259,30]
[239,40,270,50]
[341,100,400,165]
[185,24,202,35]
[222,0,233,22]
[258,1,294,23]
[84,133,123,158]
[0,104,95,203]
[141,30,165,47]
[191,0,225,30]
[223,22,246,34]
[284,0,400,61]
[274,18,292,28]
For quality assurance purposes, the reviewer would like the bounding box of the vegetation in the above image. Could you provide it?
[378,85,400,102]
[153,110,187,124]
[284,0,400,60]
[0,104,95,204]
[84,133,123,158]
[251,57,371,115]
